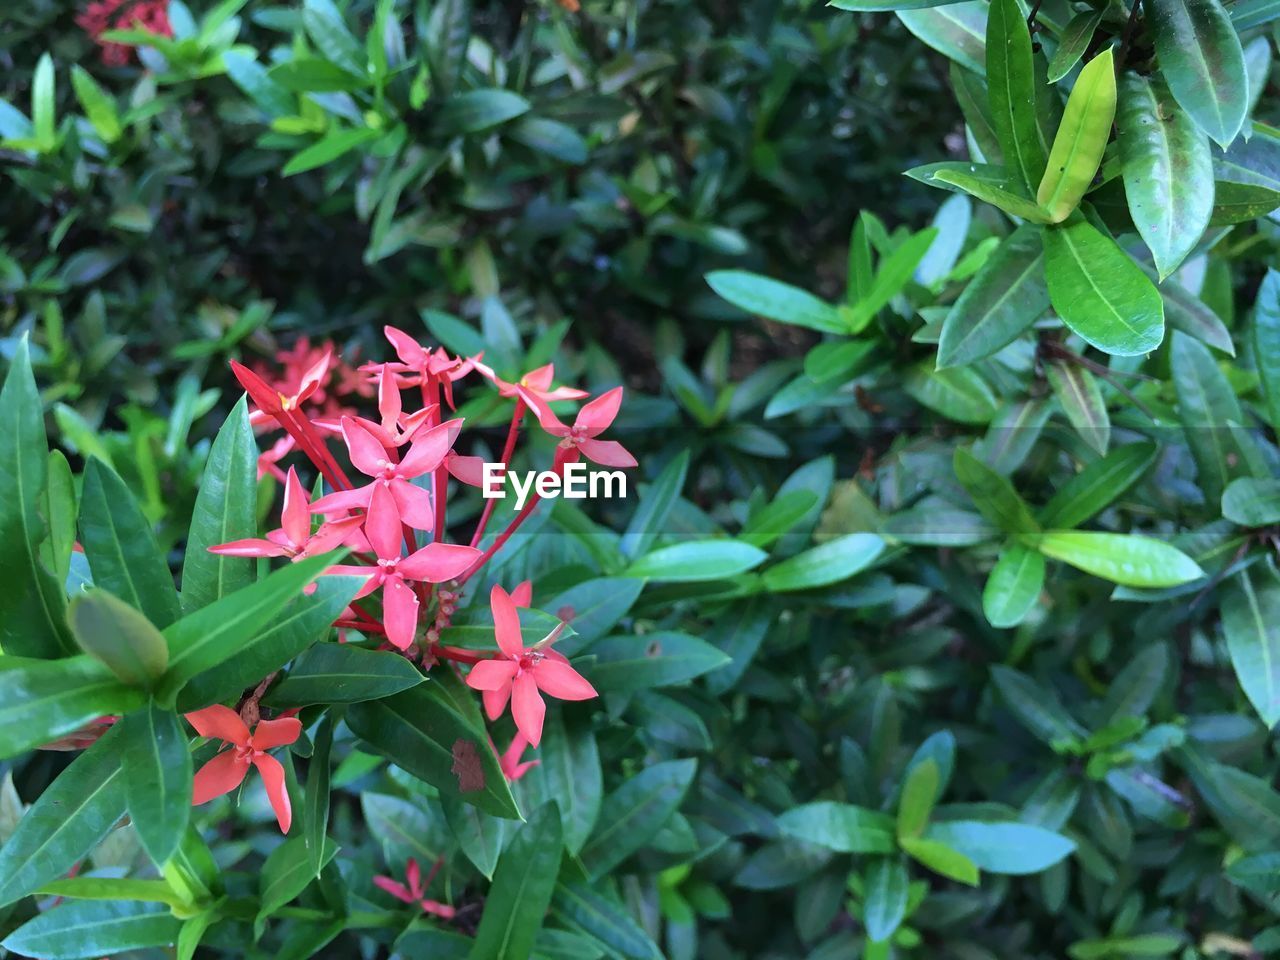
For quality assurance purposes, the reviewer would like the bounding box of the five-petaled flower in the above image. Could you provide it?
[518,386,637,470]
[373,858,455,919]
[464,584,598,747]
[475,360,589,403]
[187,705,300,833]
[208,466,360,561]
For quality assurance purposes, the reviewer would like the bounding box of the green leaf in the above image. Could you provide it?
[121,701,192,865]
[41,450,76,586]
[777,802,897,854]
[936,224,1048,368]
[180,397,257,614]
[305,713,334,878]
[0,337,74,658]
[986,0,1046,191]
[443,793,506,879]
[621,450,690,558]
[1046,359,1110,454]
[832,0,972,8]
[0,655,143,760]
[552,881,663,960]
[1149,268,1235,354]
[1047,10,1103,83]
[1117,74,1214,279]
[901,836,980,884]
[1222,477,1280,526]
[35,877,189,908]
[1231,0,1280,28]
[1043,217,1165,355]
[903,362,1000,423]
[847,228,939,330]
[70,66,121,143]
[990,664,1088,744]
[0,724,126,906]
[1253,268,1280,432]
[302,0,366,75]
[32,53,55,151]
[266,643,424,706]
[924,820,1074,874]
[625,540,767,581]
[256,835,338,936]
[436,89,530,135]
[517,711,602,855]
[468,804,562,960]
[1067,934,1185,959]
[897,2,987,75]
[268,57,367,92]
[80,459,181,629]
[68,589,169,687]
[1037,48,1116,222]
[705,271,844,333]
[953,447,1039,533]
[1178,746,1280,850]
[2,900,180,959]
[1221,566,1280,728]
[1098,644,1170,723]
[1038,442,1158,528]
[762,533,884,592]
[926,167,1052,222]
[863,858,909,943]
[347,684,519,818]
[982,544,1046,628]
[282,127,379,176]
[1171,329,1247,505]
[897,759,939,838]
[509,116,589,164]
[178,575,360,711]
[160,554,335,703]
[586,632,730,693]
[579,759,697,878]
[1029,530,1205,587]
[1148,0,1248,147]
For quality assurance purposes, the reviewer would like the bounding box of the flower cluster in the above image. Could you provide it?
[76,0,172,67]
[206,327,633,829]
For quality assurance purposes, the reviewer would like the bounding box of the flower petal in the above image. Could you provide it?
[445,453,487,487]
[299,516,365,558]
[534,659,598,701]
[192,750,249,805]
[378,364,402,432]
[207,538,290,558]
[383,576,420,650]
[342,416,391,477]
[391,479,435,531]
[384,325,426,367]
[490,584,525,658]
[399,421,455,478]
[511,672,547,748]
[251,716,302,750]
[281,467,311,547]
[466,658,518,691]
[399,542,482,583]
[510,580,533,607]
[366,482,403,560]
[483,686,511,721]
[575,386,623,437]
[252,752,293,832]
[516,387,570,437]
[577,439,638,469]
[373,876,416,904]
[186,705,250,744]
[310,485,372,517]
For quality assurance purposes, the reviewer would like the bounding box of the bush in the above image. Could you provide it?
[4,0,1280,958]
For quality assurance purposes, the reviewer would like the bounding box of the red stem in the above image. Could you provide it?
[458,495,541,586]
[470,399,525,548]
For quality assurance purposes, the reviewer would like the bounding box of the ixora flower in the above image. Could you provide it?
[474,360,589,403]
[77,0,172,67]
[187,705,300,833]
[464,584,598,747]
[497,733,539,782]
[207,466,361,560]
[374,858,455,919]
[518,385,638,469]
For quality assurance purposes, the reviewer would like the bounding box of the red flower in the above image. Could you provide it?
[77,0,172,67]
[209,466,360,560]
[474,360,588,403]
[497,733,539,782]
[464,584,597,747]
[518,386,637,469]
[187,705,300,833]
[373,858,455,919]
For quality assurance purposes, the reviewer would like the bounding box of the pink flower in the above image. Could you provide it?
[325,484,481,649]
[518,386,637,469]
[498,733,539,782]
[246,348,331,431]
[209,467,361,560]
[187,705,300,833]
[474,361,588,403]
[380,326,476,407]
[464,584,597,747]
[310,416,459,531]
[257,434,296,483]
[374,858,455,919]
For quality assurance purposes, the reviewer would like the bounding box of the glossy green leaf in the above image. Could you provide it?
[1148,268,1235,355]
[579,759,697,878]
[1148,0,1248,147]
[1171,329,1248,505]
[41,450,76,586]
[282,127,380,177]
[1037,48,1116,222]
[1118,74,1214,279]
[1222,477,1280,526]
[0,655,143,760]
[1039,442,1158,528]
[443,793,506,879]
[1046,358,1110,454]
[621,450,690,558]
[0,723,126,906]
[897,759,939,838]
[953,447,1039,533]
[901,836,980,884]
[847,228,939,330]
[937,224,1048,367]
[1030,530,1205,586]
[991,664,1088,744]
[436,89,531,135]
[587,632,730,692]
[1222,565,1280,728]
[70,65,121,142]
[121,701,192,865]
[180,396,257,614]
[301,0,366,75]
[256,835,338,935]
[80,459,180,629]
[1253,268,1280,432]
[762,533,884,591]
[983,543,1046,628]
[863,858,909,943]
[68,589,168,687]
[705,271,844,333]
[32,53,55,151]
[777,802,897,854]
[1043,217,1165,355]
[469,803,562,960]
[927,167,1052,222]
[552,880,663,960]
[625,540,767,581]
[517,711,601,855]
[0,337,74,658]
[1047,10,1103,83]
[266,643,424,706]
[305,713,333,878]
[903,362,999,423]
[924,820,1074,873]
[986,0,1046,190]
[2,900,180,959]
[897,2,987,75]
[347,684,519,818]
